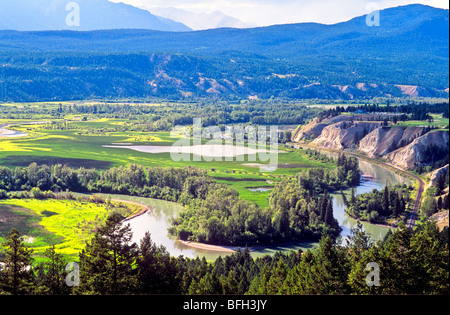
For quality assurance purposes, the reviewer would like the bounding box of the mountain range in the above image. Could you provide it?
[0,0,191,32]
[147,7,256,31]
[0,4,448,101]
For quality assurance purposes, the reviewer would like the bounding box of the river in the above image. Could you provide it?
[121,157,408,260]
[0,121,51,138]
[0,124,28,138]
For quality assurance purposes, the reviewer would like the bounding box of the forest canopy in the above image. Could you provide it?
[0,154,359,246]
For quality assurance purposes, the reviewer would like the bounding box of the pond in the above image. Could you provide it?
[248,187,273,192]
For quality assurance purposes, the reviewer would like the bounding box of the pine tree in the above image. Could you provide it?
[393,194,403,217]
[346,222,376,294]
[0,229,34,295]
[266,258,288,294]
[34,246,68,295]
[137,231,178,294]
[350,187,356,204]
[437,196,443,211]
[293,233,349,294]
[436,174,446,195]
[383,185,390,216]
[319,190,330,222]
[325,197,335,227]
[77,213,138,294]
[443,194,449,210]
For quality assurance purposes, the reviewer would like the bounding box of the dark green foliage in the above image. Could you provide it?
[419,144,449,172]
[1,218,448,295]
[169,161,350,246]
[0,163,210,203]
[0,5,448,102]
[34,246,70,295]
[346,184,412,224]
[169,187,275,246]
[0,100,322,130]
[296,154,361,194]
[253,221,448,295]
[0,229,34,295]
[0,161,347,246]
[136,232,179,294]
[76,213,138,294]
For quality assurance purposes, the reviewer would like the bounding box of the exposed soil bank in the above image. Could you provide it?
[177,240,238,253]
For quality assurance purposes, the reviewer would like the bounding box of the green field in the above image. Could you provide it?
[0,117,333,259]
[1,119,330,208]
[395,114,449,129]
[0,198,141,261]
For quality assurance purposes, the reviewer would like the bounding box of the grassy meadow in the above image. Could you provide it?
[1,118,331,208]
[0,109,333,258]
[0,197,142,261]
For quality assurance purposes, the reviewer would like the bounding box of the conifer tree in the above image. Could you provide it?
[77,213,138,295]
[34,246,69,295]
[0,229,34,295]
[383,185,390,216]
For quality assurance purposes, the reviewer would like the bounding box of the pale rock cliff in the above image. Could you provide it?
[292,115,351,142]
[359,126,426,158]
[385,131,449,170]
[426,164,449,191]
[293,114,449,171]
[312,121,382,150]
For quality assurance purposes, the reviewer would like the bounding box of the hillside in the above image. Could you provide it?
[148,8,255,30]
[0,0,191,32]
[0,4,448,101]
[293,114,449,171]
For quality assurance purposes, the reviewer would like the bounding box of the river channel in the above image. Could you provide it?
[121,157,408,260]
[0,124,27,138]
[0,121,51,138]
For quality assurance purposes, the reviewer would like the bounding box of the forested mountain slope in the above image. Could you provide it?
[0,4,448,101]
[0,0,191,32]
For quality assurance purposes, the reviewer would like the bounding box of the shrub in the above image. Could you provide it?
[0,189,7,199]
[31,187,45,199]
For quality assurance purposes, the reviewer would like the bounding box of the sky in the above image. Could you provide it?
[110,0,449,26]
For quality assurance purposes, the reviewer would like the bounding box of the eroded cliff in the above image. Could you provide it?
[385,131,449,170]
[294,114,449,171]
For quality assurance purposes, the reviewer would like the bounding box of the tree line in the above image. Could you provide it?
[0,100,322,131]
[1,217,447,295]
[169,154,360,246]
[295,154,361,194]
[344,184,413,224]
[0,163,210,203]
[0,154,359,247]
[329,102,448,121]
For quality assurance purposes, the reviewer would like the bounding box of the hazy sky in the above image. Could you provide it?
[110,0,449,26]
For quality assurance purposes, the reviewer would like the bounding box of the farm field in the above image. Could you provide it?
[394,114,449,129]
[0,119,330,208]
[0,197,142,261]
[0,117,333,259]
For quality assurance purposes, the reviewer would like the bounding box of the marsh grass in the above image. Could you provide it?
[0,198,142,261]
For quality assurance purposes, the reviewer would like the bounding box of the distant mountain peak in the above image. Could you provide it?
[0,3,447,101]
[0,0,191,32]
[147,7,256,31]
